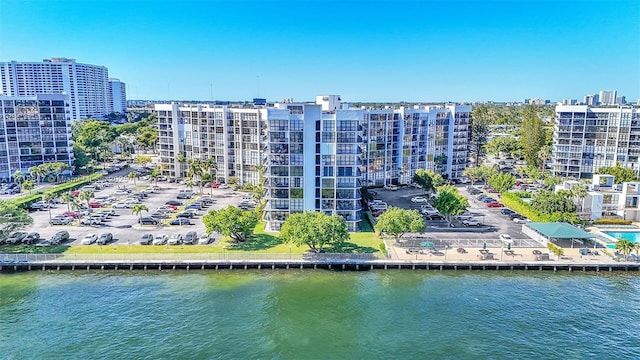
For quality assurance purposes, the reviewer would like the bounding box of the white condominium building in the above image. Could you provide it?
[154,97,470,231]
[0,58,111,120]
[0,94,74,180]
[552,105,640,179]
[108,78,127,114]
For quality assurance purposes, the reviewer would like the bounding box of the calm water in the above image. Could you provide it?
[605,231,640,243]
[1,271,640,359]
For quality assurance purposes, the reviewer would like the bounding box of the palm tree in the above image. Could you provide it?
[615,238,635,261]
[188,159,204,194]
[42,192,56,224]
[12,170,24,186]
[29,165,43,186]
[204,158,218,196]
[128,172,139,185]
[132,204,149,221]
[570,184,588,217]
[21,179,35,194]
[78,189,94,207]
[60,192,76,212]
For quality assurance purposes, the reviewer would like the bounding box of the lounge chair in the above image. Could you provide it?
[457,247,467,254]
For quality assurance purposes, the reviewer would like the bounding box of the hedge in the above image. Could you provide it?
[500,192,579,223]
[11,173,103,209]
[593,218,633,225]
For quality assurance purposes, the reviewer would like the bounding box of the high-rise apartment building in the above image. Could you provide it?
[0,58,112,120]
[552,105,640,179]
[154,97,470,231]
[599,90,617,106]
[108,78,127,114]
[583,94,599,106]
[0,94,74,180]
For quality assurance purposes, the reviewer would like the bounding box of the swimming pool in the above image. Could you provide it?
[603,231,640,243]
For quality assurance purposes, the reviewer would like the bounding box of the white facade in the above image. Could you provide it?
[563,175,640,221]
[108,78,127,113]
[0,58,111,120]
[552,105,640,179]
[154,98,470,232]
[599,90,617,105]
[0,94,74,180]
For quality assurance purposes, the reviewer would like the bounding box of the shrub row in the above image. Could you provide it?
[501,192,579,223]
[12,173,103,209]
[547,242,564,257]
[592,218,633,225]
[511,191,532,198]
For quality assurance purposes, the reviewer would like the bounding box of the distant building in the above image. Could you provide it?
[583,94,599,106]
[599,90,617,105]
[154,96,470,231]
[562,99,577,105]
[615,95,626,105]
[552,105,640,179]
[525,98,549,105]
[108,78,127,114]
[0,94,74,180]
[0,58,115,120]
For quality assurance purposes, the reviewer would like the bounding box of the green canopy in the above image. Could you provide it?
[526,222,594,239]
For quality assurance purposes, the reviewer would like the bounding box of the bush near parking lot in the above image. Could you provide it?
[500,192,580,224]
[11,173,103,209]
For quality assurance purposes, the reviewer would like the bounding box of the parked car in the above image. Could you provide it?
[177,211,194,218]
[139,217,159,225]
[112,202,133,209]
[165,200,183,206]
[462,219,481,227]
[88,202,104,208]
[211,182,220,188]
[186,203,203,210]
[150,212,170,219]
[50,231,70,245]
[6,231,27,245]
[80,218,101,226]
[424,214,445,221]
[182,231,197,245]
[177,193,192,199]
[152,234,168,245]
[168,233,183,245]
[500,208,516,216]
[198,233,212,245]
[513,217,531,224]
[411,196,428,203]
[139,233,154,245]
[499,234,512,241]
[169,218,192,226]
[384,184,398,191]
[219,184,229,189]
[97,232,113,245]
[482,197,497,203]
[81,233,98,245]
[63,211,80,218]
[486,202,504,208]
[50,216,73,225]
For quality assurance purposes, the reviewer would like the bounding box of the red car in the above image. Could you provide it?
[486,188,499,193]
[211,182,220,188]
[166,205,178,210]
[63,211,80,218]
[88,202,103,208]
[486,202,504,208]
[71,190,80,196]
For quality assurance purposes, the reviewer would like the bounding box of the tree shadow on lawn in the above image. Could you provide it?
[228,232,284,251]
[327,241,378,254]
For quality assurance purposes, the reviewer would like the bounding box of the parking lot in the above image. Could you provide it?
[23,176,246,246]
[370,185,538,246]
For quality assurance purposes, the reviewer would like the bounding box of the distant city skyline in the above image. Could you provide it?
[1,0,638,102]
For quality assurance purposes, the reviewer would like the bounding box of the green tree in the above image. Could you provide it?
[484,137,521,158]
[73,144,91,170]
[537,145,553,170]
[615,238,635,261]
[570,184,588,215]
[203,206,260,242]
[469,105,495,166]
[462,167,483,185]
[488,172,516,193]
[60,192,77,213]
[596,163,639,184]
[280,212,350,253]
[135,155,152,167]
[78,189,94,207]
[135,126,159,153]
[432,186,469,221]
[12,170,24,186]
[42,192,56,224]
[204,158,218,196]
[21,179,35,194]
[132,204,149,220]
[128,172,139,185]
[530,190,576,214]
[374,207,424,242]
[50,162,71,183]
[478,164,499,185]
[543,175,563,189]
[0,200,33,242]
[413,169,443,194]
[520,105,546,168]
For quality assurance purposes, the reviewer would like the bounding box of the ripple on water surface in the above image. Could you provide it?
[1,271,640,359]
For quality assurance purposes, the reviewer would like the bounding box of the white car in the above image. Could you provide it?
[219,184,229,189]
[152,234,168,245]
[462,219,481,227]
[81,233,98,245]
[384,184,398,191]
[112,202,133,209]
[513,217,531,224]
[411,196,428,203]
[198,234,212,245]
[499,234,512,241]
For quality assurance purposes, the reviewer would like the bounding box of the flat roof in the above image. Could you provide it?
[527,222,594,239]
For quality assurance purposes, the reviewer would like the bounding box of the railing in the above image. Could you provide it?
[0,252,383,263]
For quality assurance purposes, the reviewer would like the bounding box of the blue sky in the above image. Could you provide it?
[0,0,638,102]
